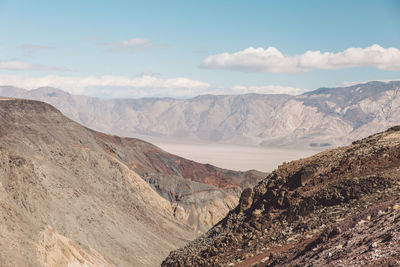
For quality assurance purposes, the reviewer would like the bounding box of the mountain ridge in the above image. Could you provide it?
[0,97,263,266]
[1,81,399,148]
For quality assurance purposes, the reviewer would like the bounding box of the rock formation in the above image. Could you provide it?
[162,126,400,266]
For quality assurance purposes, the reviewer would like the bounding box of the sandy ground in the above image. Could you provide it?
[154,143,321,172]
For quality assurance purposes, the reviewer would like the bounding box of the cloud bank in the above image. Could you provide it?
[231,85,308,95]
[0,74,210,98]
[0,60,65,71]
[0,74,305,98]
[201,44,400,73]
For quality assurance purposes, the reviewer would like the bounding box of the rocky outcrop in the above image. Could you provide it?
[162,126,400,266]
[36,226,116,267]
[261,200,400,267]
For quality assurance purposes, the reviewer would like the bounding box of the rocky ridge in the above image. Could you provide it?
[162,126,400,266]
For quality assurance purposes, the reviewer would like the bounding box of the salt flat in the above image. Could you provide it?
[155,142,321,172]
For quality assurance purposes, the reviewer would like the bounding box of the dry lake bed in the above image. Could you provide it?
[154,142,321,172]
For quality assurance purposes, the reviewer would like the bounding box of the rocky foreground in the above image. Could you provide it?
[163,126,400,266]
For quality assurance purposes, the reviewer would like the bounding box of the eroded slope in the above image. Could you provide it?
[0,98,195,266]
[92,131,263,232]
[0,98,262,266]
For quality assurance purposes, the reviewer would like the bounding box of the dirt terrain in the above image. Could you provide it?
[163,126,400,266]
[0,98,263,266]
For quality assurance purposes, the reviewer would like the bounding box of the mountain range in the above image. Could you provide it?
[1,81,400,148]
[1,90,400,266]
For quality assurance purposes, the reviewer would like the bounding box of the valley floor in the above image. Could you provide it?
[154,142,320,172]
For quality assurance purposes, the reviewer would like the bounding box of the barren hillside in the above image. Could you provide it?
[0,98,262,266]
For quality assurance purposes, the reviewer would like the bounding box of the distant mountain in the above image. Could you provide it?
[1,81,400,148]
[0,98,263,266]
[162,126,400,266]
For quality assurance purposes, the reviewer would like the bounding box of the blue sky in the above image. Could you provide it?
[0,0,399,98]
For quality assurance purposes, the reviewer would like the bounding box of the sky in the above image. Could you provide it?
[0,0,399,98]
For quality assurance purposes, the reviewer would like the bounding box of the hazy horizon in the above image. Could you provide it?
[2,79,400,102]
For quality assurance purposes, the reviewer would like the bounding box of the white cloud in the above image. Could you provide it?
[231,85,307,95]
[0,60,65,71]
[201,44,400,73]
[105,38,166,52]
[0,74,210,98]
[0,74,307,98]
